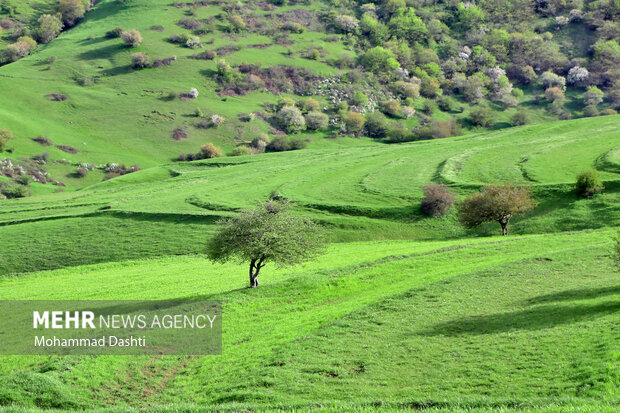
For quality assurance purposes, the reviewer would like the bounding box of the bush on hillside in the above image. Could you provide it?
[469,106,494,127]
[232,146,252,156]
[131,52,150,69]
[105,27,124,38]
[121,30,143,47]
[36,14,63,44]
[0,129,13,152]
[58,0,85,27]
[200,143,223,159]
[511,110,529,126]
[305,111,329,131]
[276,106,306,134]
[575,169,603,197]
[344,112,365,136]
[421,184,455,217]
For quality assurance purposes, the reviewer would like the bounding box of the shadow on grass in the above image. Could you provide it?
[525,285,620,305]
[419,301,620,336]
[99,65,134,76]
[77,44,125,60]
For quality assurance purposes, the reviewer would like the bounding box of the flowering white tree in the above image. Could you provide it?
[567,66,589,85]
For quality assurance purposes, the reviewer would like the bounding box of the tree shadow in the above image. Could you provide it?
[77,44,125,60]
[77,36,110,45]
[419,301,620,337]
[524,285,620,305]
[99,65,133,77]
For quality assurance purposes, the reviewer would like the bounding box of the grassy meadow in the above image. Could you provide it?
[0,0,619,411]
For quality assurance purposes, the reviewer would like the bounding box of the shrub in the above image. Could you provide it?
[584,86,604,106]
[305,112,329,131]
[381,100,402,118]
[250,134,270,153]
[402,107,416,119]
[238,113,255,122]
[178,18,201,30]
[298,98,320,113]
[422,100,437,115]
[544,87,565,102]
[575,169,603,197]
[281,22,304,33]
[438,95,458,112]
[58,0,85,27]
[46,93,68,101]
[365,112,388,139]
[228,15,246,32]
[344,112,365,135]
[121,30,142,47]
[172,128,188,140]
[276,106,306,134]
[360,47,400,73]
[76,167,88,177]
[539,71,566,89]
[421,184,455,217]
[266,136,290,152]
[583,105,599,117]
[105,27,124,38]
[511,110,529,126]
[469,106,494,127]
[385,124,414,143]
[36,14,63,43]
[131,52,150,68]
[185,35,201,49]
[200,143,223,159]
[32,136,52,146]
[191,50,217,60]
[1,36,37,63]
[152,56,176,67]
[210,114,224,127]
[232,146,252,156]
[56,144,77,153]
[417,119,461,140]
[289,137,307,150]
[0,129,13,151]
[0,184,30,199]
[334,15,359,33]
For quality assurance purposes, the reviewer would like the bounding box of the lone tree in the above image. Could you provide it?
[207,201,326,288]
[458,184,536,235]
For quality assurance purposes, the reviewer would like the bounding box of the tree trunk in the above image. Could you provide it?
[249,259,258,288]
[248,257,265,288]
[499,217,510,236]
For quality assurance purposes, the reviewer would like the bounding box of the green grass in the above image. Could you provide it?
[0,230,618,411]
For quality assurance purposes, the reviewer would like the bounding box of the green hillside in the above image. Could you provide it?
[0,0,619,411]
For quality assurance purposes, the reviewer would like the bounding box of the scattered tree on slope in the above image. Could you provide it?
[458,184,537,236]
[207,201,326,288]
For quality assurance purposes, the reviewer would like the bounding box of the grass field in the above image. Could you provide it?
[1,0,620,411]
[0,113,619,411]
